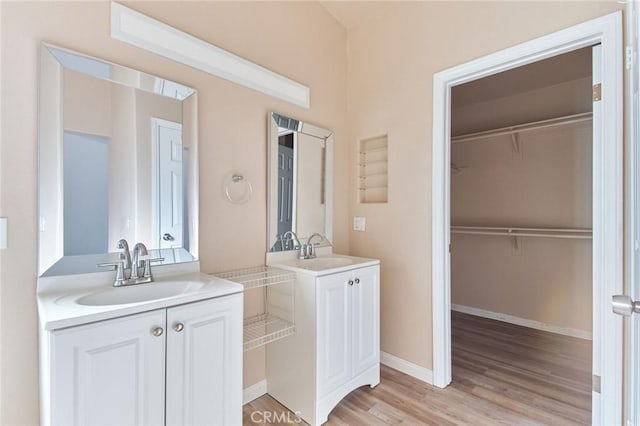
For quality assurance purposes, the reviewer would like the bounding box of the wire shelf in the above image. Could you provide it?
[243,313,295,352]
[214,265,296,290]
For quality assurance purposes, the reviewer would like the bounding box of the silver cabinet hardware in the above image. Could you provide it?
[354,278,360,284]
[152,327,164,337]
[174,323,184,332]
[612,295,640,316]
[163,233,175,241]
[348,280,354,286]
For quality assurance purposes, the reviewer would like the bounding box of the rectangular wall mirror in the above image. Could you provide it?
[268,112,333,252]
[38,44,198,277]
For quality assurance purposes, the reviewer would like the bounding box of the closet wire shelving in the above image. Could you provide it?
[214,266,296,352]
[450,225,592,240]
[450,112,594,245]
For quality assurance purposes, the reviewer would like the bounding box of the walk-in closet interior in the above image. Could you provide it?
[450,46,594,423]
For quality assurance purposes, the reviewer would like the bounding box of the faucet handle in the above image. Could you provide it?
[97,259,127,286]
[140,257,165,279]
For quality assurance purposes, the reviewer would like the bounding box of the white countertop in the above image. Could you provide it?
[38,268,243,331]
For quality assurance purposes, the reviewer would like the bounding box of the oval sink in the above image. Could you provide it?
[297,257,355,271]
[76,280,205,306]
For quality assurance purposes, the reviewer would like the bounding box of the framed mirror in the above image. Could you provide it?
[38,44,198,276]
[267,112,333,252]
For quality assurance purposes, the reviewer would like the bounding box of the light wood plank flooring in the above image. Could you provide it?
[244,311,592,425]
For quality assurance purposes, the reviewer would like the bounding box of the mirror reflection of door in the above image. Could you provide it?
[153,118,183,249]
[277,132,295,247]
[63,131,109,255]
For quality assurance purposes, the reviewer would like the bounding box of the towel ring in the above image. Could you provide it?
[224,174,253,204]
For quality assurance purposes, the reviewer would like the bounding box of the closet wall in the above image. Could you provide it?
[450,49,593,337]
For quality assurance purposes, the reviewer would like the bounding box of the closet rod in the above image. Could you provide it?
[451,230,591,240]
[451,225,592,240]
[451,112,592,144]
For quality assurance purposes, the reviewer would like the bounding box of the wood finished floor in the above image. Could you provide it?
[244,311,592,425]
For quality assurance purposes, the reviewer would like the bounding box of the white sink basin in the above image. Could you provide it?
[296,257,356,271]
[74,280,206,306]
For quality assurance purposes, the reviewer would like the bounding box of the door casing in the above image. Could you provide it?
[431,12,623,426]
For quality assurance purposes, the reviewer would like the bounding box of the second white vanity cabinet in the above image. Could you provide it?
[267,262,380,425]
[46,294,242,426]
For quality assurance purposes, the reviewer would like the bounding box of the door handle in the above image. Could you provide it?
[163,233,175,241]
[612,295,640,316]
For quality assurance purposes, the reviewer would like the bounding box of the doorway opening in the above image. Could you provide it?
[450,46,594,424]
[431,12,623,425]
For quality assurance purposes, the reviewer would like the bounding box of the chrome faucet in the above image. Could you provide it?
[117,239,132,272]
[131,242,148,280]
[98,239,164,286]
[282,230,301,251]
[306,233,324,259]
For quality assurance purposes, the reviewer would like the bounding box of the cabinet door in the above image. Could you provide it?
[51,310,166,426]
[351,266,380,377]
[317,271,352,397]
[166,294,243,426]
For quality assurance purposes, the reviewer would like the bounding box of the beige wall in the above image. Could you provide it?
[0,2,347,424]
[346,1,622,371]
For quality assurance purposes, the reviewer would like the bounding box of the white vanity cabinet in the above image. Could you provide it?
[44,294,242,426]
[266,263,380,426]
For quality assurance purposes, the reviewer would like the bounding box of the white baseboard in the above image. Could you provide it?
[380,351,433,384]
[451,304,592,340]
[243,379,267,404]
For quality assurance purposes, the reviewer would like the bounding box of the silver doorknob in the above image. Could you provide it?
[163,233,175,241]
[348,280,354,286]
[173,323,184,332]
[612,295,640,316]
[152,327,164,337]
[354,278,360,284]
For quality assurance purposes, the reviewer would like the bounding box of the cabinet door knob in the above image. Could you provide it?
[152,327,164,337]
[174,323,184,332]
[348,280,354,286]
[354,278,360,284]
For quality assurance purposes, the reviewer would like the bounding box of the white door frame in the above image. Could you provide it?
[431,12,623,425]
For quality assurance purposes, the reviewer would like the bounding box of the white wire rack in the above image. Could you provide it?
[213,266,296,352]
[243,313,296,352]
[214,265,295,290]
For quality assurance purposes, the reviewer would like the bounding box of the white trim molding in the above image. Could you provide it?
[111,2,310,108]
[431,12,623,426]
[380,352,433,385]
[243,379,268,405]
[451,304,592,341]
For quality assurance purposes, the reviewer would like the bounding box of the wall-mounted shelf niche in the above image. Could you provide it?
[214,266,296,351]
[358,135,388,203]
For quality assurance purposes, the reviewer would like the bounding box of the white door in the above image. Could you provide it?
[618,3,640,423]
[50,310,166,426]
[165,294,243,426]
[351,266,380,377]
[154,118,184,249]
[317,271,352,397]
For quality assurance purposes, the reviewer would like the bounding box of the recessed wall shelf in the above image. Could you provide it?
[214,266,296,351]
[359,135,388,203]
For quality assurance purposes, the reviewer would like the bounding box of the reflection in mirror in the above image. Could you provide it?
[268,112,333,252]
[38,44,198,276]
